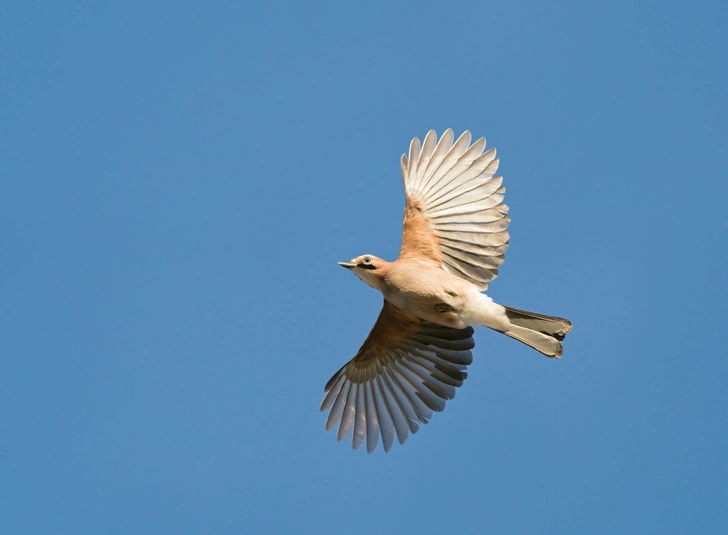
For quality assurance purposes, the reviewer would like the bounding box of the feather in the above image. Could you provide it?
[364,382,379,453]
[378,371,415,441]
[421,131,472,194]
[337,383,358,441]
[417,129,454,193]
[352,383,367,450]
[437,229,509,247]
[320,373,346,412]
[326,381,350,432]
[431,206,508,225]
[429,189,505,217]
[425,148,497,200]
[407,136,421,184]
[371,378,395,451]
[411,130,437,192]
[439,244,506,269]
[433,217,511,233]
[426,177,503,212]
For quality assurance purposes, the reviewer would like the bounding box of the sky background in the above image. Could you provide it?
[3,1,727,533]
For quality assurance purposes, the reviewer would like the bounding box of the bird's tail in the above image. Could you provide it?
[501,306,572,359]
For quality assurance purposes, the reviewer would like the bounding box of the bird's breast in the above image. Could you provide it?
[381,261,479,328]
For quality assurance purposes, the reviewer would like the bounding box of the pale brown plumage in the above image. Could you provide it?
[399,196,442,263]
[322,129,572,453]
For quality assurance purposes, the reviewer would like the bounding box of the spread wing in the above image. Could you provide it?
[320,300,475,453]
[399,129,510,290]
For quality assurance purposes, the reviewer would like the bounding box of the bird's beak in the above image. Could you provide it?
[338,261,356,269]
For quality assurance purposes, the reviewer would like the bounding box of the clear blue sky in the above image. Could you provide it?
[3,1,727,533]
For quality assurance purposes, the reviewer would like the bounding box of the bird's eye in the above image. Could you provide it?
[364,256,372,263]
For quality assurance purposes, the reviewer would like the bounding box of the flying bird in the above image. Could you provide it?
[321,129,572,453]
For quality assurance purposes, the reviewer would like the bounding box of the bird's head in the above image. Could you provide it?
[338,254,387,290]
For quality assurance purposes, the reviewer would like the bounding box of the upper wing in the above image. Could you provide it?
[320,300,475,453]
[399,129,510,290]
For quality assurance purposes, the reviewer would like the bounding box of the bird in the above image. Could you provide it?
[321,129,572,453]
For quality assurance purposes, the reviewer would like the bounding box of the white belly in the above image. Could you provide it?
[381,263,510,331]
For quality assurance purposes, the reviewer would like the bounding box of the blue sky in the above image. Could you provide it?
[3,1,727,533]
